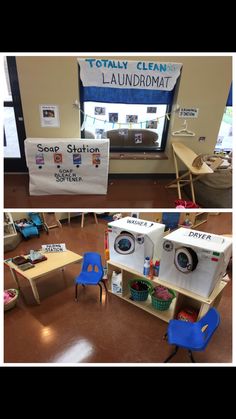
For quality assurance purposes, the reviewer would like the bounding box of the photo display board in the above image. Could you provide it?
[25,138,109,195]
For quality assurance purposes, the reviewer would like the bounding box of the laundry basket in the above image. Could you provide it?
[151,286,175,311]
[4,289,19,311]
[129,279,152,302]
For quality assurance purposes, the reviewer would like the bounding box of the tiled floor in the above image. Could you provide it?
[4,213,232,364]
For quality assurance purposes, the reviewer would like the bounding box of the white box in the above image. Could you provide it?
[159,227,232,297]
[108,217,165,274]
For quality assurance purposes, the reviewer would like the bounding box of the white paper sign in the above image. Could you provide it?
[40,105,60,127]
[24,138,110,195]
[78,59,182,91]
[183,230,224,244]
[179,108,199,118]
[42,243,67,252]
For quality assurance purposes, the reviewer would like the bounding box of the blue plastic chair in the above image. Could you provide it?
[164,308,220,363]
[75,252,107,302]
[28,212,44,230]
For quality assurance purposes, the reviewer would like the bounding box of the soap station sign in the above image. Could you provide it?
[24,138,109,195]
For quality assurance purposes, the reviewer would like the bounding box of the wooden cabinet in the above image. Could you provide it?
[4,212,17,239]
[107,259,227,323]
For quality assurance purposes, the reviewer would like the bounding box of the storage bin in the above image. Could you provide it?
[129,279,152,301]
[151,288,175,311]
[4,289,19,311]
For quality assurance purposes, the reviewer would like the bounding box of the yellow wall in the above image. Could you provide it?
[12,212,69,221]
[16,55,232,174]
[11,212,104,221]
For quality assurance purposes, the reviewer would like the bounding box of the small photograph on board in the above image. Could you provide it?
[95,128,104,138]
[134,133,143,144]
[147,107,157,113]
[54,153,63,164]
[43,109,55,118]
[73,154,82,165]
[94,107,106,115]
[146,120,158,129]
[109,113,118,123]
[126,115,138,123]
[92,153,101,165]
[35,153,45,165]
[40,104,60,128]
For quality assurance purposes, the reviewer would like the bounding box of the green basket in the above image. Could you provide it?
[151,288,176,311]
[129,278,153,302]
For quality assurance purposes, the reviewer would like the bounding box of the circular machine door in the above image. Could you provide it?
[174,247,198,273]
[114,233,135,255]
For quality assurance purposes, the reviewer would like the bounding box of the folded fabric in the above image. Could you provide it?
[12,256,28,265]
[175,199,200,208]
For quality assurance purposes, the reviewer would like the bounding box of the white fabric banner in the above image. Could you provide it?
[25,138,109,195]
[78,59,182,91]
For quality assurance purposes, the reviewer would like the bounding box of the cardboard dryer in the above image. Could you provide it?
[159,227,232,297]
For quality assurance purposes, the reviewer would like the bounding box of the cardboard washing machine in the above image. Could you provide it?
[108,217,165,274]
[159,227,232,297]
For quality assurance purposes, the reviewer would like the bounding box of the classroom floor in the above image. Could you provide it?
[4,213,232,364]
[4,174,187,209]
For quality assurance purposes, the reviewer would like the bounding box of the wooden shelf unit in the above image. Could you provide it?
[4,212,17,239]
[178,212,209,229]
[107,259,228,323]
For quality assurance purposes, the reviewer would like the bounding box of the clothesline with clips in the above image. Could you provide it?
[73,101,180,130]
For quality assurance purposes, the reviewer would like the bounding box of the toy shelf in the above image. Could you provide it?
[107,260,228,323]
[4,212,17,239]
[178,212,209,229]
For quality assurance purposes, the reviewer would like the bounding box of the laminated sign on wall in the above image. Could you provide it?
[24,138,109,195]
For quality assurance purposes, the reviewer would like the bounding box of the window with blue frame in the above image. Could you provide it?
[78,59,182,152]
[215,84,232,153]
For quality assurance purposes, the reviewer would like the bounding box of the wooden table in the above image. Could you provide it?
[166,142,213,203]
[5,250,83,304]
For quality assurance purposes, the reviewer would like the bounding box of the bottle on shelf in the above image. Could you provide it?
[153,260,160,277]
[149,259,154,280]
[105,248,110,261]
[143,257,150,276]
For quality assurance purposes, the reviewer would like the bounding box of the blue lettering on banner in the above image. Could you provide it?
[85,59,177,72]
[85,59,128,69]
[137,62,167,72]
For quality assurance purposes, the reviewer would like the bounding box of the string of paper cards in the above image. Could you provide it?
[73,101,180,131]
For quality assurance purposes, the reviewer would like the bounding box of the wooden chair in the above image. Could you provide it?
[42,213,62,233]
[166,142,213,203]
